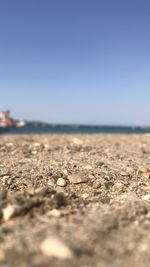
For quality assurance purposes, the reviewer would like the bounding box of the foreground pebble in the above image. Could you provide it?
[40,236,73,259]
[56,178,67,187]
[2,205,16,221]
[47,209,61,217]
[141,194,150,200]
[68,173,89,184]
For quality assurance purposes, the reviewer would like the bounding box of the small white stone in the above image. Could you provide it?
[47,209,61,217]
[2,205,16,221]
[40,236,73,259]
[56,178,67,187]
[141,194,150,200]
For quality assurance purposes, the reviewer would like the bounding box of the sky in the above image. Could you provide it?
[0,0,150,126]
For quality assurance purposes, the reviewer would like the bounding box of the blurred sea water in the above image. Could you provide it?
[6,123,150,134]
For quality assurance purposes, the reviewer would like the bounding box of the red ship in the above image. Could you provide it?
[0,110,26,133]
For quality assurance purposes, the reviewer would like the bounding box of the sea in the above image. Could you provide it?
[4,123,150,134]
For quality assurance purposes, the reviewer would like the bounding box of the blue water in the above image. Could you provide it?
[6,123,150,134]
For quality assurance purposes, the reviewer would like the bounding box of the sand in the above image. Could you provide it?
[0,134,150,266]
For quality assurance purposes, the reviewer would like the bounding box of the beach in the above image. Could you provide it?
[0,133,150,266]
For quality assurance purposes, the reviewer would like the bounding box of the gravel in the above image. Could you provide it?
[0,134,150,267]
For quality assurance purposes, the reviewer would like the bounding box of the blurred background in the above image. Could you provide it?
[0,0,150,132]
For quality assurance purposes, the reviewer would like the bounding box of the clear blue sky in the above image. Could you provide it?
[0,0,150,125]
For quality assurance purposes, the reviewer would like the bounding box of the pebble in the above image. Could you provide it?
[141,194,150,200]
[35,186,54,197]
[120,172,129,176]
[2,205,16,221]
[40,236,73,259]
[68,173,89,184]
[47,209,61,217]
[56,178,67,187]
[137,167,150,175]
[141,173,150,179]
[82,165,93,170]
[104,181,114,189]
[2,176,10,180]
[47,179,55,187]
[62,169,68,176]
[89,174,95,179]
[126,167,135,173]
[93,181,101,189]
[95,161,104,167]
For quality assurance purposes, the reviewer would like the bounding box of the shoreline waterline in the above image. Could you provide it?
[1,124,150,135]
